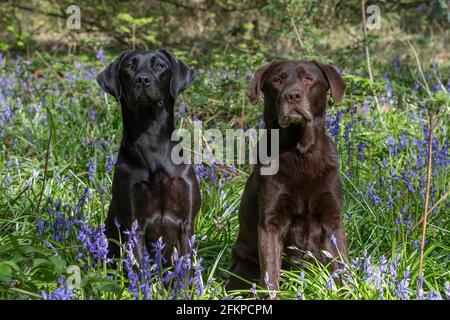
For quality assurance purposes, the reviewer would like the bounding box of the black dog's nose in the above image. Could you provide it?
[135,75,151,87]
[284,90,302,104]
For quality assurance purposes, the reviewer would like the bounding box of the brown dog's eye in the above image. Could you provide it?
[273,78,282,86]
[124,63,133,71]
[304,76,313,84]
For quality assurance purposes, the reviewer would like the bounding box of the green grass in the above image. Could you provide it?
[0,51,448,300]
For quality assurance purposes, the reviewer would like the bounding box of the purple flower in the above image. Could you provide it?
[326,274,334,290]
[391,56,401,72]
[326,110,342,139]
[444,282,450,299]
[87,109,96,123]
[123,220,139,298]
[96,47,107,64]
[330,234,337,248]
[367,184,380,205]
[399,133,408,148]
[395,267,411,300]
[0,92,14,138]
[425,292,443,300]
[36,218,44,237]
[387,136,396,155]
[150,238,166,277]
[322,250,333,259]
[179,101,186,114]
[105,154,117,174]
[416,274,424,300]
[250,283,258,299]
[86,160,95,181]
[357,142,365,161]
[41,276,75,300]
[76,220,110,264]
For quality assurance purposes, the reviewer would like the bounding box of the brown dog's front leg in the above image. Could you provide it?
[258,222,285,296]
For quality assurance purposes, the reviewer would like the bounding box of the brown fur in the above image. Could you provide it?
[227,60,348,293]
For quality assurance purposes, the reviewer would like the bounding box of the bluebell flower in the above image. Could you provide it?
[86,160,95,181]
[41,276,75,300]
[387,136,396,155]
[425,291,443,300]
[326,274,334,290]
[36,218,44,237]
[0,92,14,138]
[416,274,424,300]
[395,267,411,300]
[357,142,365,161]
[87,109,96,123]
[178,101,186,114]
[444,282,450,300]
[96,47,107,64]
[367,184,380,205]
[123,220,139,298]
[391,56,400,72]
[105,154,117,174]
[76,220,110,264]
[250,283,258,299]
[325,110,342,140]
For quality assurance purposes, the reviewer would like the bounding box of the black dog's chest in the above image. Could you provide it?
[131,169,188,220]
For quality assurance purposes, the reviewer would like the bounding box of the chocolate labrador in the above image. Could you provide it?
[227,61,348,294]
[97,50,200,264]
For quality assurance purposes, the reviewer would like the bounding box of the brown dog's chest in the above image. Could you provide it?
[276,149,333,203]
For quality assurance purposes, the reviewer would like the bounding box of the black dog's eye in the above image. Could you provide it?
[273,78,282,86]
[124,63,134,71]
[154,62,164,70]
[304,75,314,84]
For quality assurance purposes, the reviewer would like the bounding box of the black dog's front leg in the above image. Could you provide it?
[105,163,150,261]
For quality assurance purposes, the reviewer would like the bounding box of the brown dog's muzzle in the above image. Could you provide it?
[278,88,313,128]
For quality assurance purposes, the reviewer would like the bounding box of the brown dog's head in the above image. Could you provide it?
[247,61,346,128]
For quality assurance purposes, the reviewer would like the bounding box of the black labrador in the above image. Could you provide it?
[226,61,348,293]
[97,50,200,264]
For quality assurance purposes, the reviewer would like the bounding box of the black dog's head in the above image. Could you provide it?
[247,61,346,128]
[97,50,195,108]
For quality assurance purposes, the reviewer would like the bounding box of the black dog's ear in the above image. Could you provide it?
[247,62,276,105]
[312,61,346,103]
[97,51,131,100]
[159,50,195,98]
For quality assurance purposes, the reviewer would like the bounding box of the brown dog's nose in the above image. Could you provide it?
[284,90,302,104]
[135,75,151,87]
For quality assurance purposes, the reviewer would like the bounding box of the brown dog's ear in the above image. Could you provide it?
[247,62,276,105]
[97,51,131,100]
[312,61,346,103]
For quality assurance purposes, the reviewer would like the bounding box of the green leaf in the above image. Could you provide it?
[0,262,13,281]
[49,256,66,274]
